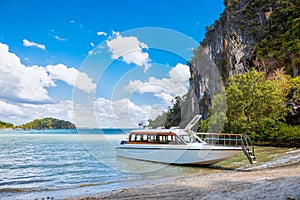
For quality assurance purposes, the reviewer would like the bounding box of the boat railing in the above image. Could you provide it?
[197,132,244,146]
[197,133,256,164]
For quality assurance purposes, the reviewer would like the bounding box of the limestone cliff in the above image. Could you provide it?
[185,0,300,124]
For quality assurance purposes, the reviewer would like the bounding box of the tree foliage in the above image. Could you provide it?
[16,118,76,130]
[225,70,287,137]
[147,112,167,128]
[256,0,300,76]
[200,70,300,147]
[0,120,14,129]
[148,96,182,128]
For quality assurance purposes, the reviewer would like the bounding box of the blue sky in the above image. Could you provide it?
[0,0,224,127]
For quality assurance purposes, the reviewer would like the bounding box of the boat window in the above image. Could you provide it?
[158,135,177,144]
[181,135,191,143]
[176,136,184,144]
[136,135,142,141]
[130,134,135,142]
[143,134,148,141]
[129,133,186,144]
[158,135,168,144]
[180,134,201,143]
[147,135,156,143]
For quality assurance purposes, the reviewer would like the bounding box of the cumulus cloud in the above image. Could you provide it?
[93,98,164,128]
[0,42,96,103]
[0,99,74,125]
[106,34,151,71]
[0,100,24,116]
[23,39,46,50]
[0,95,164,128]
[46,64,96,93]
[97,31,107,36]
[125,63,190,105]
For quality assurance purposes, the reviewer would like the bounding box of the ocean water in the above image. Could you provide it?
[0,129,299,200]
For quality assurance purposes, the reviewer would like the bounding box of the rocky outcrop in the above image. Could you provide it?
[185,0,281,122]
[286,88,300,125]
[200,0,278,78]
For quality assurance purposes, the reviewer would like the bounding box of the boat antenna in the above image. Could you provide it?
[184,115,202,133]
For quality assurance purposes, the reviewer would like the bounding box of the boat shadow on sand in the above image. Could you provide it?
[169,163,251,172]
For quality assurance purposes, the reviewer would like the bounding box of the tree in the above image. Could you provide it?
[147,96,183,129]
[18,117,76,129]
[165,96,182,128]
[0,120,14,129]
[256,0,300,76]
[225,70,287,140]
[199,70,289,143]
[147,112,167,128]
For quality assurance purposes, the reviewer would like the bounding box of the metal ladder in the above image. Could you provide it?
[241,135,256,164]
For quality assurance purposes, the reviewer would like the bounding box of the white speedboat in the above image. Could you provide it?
[117,115,256,165]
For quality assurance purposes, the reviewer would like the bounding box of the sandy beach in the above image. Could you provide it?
[70,163,300,200]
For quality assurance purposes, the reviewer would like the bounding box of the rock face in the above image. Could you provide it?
[286,88,300,125]
[185,0,279,121]
[200,0,281,77]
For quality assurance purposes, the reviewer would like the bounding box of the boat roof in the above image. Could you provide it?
[130,128,190,136]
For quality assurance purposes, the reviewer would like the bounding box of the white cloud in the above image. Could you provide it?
[0,95,165,128]
[0,99,74,125]
[0,42,96,103]
[93,98,164,128]
[97,31,107,36]
[54,35,67,41]
[0,100,24,116]
[69,20,84,30]
[23,39,46,50]
[46,64,96,93]
[49,29,67,41]
[125,63,190,105]
[106,34,151,71]
[111,30,119,36]
[90,42,95,47]
[0,41,190,128]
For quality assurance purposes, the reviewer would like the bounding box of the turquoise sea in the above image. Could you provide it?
[0,129,299,200]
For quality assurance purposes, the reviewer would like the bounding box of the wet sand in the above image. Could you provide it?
[69,163,300,200]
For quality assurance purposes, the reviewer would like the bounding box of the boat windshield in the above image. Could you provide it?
[180,134,202,143]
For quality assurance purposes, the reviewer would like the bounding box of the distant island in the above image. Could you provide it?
[0,117,76,130]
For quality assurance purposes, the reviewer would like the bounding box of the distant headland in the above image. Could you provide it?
[0,117,76,130]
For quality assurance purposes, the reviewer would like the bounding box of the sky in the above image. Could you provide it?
[0,0,224,128]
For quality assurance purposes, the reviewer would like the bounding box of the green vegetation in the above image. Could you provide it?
[0,120,14,129]
[217,0,300,76]
[199,70,300,147]
[256,0,300,76]
[148,96,182,129]
[0,117,76,130]
[147,112,167,128]
[146,0,300,147]
[150,70,300,147]
[18,118,76,130]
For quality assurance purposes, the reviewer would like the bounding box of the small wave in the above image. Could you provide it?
[246,152,300,170]
[78,180,120,188]
[0,187,54,193]
[286,149,300,154]
[0,188,25,193]
[0,179,50,187]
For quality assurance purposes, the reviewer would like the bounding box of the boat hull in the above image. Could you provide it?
[116,144,242,165]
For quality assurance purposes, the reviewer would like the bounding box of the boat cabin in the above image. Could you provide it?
[127,129,204,145]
